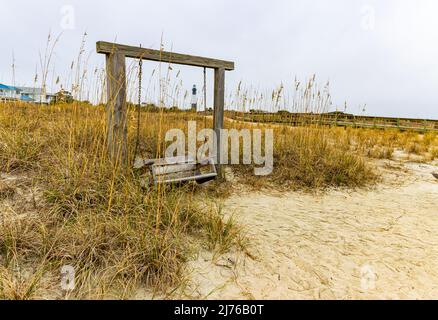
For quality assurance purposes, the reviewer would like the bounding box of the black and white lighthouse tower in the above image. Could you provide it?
[190,84,197,111]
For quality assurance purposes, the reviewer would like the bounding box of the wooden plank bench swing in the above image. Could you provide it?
[97,41,234,184]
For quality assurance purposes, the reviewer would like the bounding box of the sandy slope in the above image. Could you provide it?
[187,160,438,299]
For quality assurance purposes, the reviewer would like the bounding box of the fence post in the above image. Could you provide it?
[213,67,225,180]
[105,50,127,165]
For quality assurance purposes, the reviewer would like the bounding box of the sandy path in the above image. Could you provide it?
[187,161,438,299]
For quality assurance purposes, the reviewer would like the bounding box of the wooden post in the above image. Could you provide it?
[213,67,225,180]
[105,50,127,165]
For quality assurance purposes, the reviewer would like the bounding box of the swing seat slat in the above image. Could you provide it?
[152,156,217,184]
[136,155,217,185]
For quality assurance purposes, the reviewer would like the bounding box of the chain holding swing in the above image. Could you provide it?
[133,44,143,164]
[203,66,207,130]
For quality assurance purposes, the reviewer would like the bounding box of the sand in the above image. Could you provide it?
[186,160,438,299]
[2,158,438,300]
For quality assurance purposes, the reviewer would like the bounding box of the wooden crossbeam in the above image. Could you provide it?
[97,41,234,71]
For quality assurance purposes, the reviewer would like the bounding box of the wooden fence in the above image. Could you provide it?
[226,111,438,133]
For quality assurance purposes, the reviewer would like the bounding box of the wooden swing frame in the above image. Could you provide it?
[96,41,234,179]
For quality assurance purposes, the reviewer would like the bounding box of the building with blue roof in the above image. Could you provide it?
[0,83,21,101]
[0,83,56,103]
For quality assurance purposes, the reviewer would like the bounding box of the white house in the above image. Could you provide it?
[0,83,21,101]
[0,83,55,104]
[17,86,55,104]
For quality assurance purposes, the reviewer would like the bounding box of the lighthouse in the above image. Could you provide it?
[190,84,197,111]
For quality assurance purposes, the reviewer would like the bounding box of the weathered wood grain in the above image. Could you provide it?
[97,41,234,70]
[106,50,127,164]
[213,67,225,180]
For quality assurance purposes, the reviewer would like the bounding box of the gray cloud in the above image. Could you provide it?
[1,0,437,118]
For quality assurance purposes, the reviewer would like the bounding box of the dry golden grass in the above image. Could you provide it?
[0,102,242,299]
[1,101,436,299]
[343,127,437,160]
[231,124,376,190]
[227,121,438,189]
[429,147,438,160]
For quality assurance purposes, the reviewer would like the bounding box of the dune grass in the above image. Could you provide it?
[1,101,436,299]
[0,102,242,299]
[226,122,376,190]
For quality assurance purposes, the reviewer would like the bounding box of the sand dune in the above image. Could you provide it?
[187,160,438,299]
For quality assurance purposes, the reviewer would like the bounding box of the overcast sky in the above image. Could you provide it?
[1,0,437,118]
